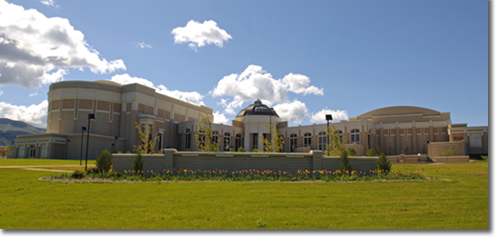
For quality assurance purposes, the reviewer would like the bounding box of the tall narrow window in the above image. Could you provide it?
[252,134,258,150]
[185,128,191,149]
[213,131,219,147]
[351,129,360,144]
[224,132,231,151]
[290,134,297,152]
[338,130,343,144]
[304,133,312,148]
[235,134,242,150]
[318,131,326,151]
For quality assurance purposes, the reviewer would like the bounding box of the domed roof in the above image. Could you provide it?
[236,99,280,118]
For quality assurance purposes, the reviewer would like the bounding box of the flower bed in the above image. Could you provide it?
[51,168,431,182]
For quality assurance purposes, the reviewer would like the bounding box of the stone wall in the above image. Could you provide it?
[112,149,379,173]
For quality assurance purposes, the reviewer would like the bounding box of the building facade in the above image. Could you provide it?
[11,81,488,159]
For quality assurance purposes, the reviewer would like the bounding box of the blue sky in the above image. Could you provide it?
[0,0,488,128]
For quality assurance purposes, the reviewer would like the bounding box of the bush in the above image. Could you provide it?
[96,149,113,173]
[71,170,85,179]
[237,147,246,152]
[377,152,391,174]
[348,148,358,156]
[339,150,353,173]
[133,152,144,173]
[252,148,260,153]
[229,148,236,152]
[366,149,378,157]
[110,171,122,178]
[86,167,99,174]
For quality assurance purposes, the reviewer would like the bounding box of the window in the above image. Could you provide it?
[290,134,297,152]
[304,133,312,148]
[318,131,326,151]
[337,130,343,144]
[212,131,219,146]
[185,128,191,149]
[469,134,482,148]
[224,132,231,151]
[252,134,258,150]
[29,145,36,158]
[351,129,360,144]
[235,134,242,150]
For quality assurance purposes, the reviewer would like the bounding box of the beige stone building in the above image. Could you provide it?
[11,80,488,159]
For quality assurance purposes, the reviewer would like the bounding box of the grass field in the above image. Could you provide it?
[0,159,488,229]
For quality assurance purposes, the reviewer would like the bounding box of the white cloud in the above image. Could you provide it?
[210,65,324,115]
[213,111,229,124]
[109,74,205,106]
[273,100,308,124]
[310,108,349,123]
[0,90,3,96]
[0,100,48,128]
[40,0,58,7]
[0,0,126,89]
[134,41,152,49]
[29,92,38,97]
[172,20,232,50]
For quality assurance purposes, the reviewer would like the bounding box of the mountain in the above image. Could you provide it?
[0,118,46,146]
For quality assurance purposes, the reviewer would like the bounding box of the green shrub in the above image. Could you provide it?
[133,152,144,173]
[377,152,391,174]
[481,155,488,161]
[71,170,85,179]
[441,146,455,156]
[96,149,113,173]
[348,148,358,156]
[110,171,122,178]
[86,167,99,174]
[237,147,246,152]
[339,150,353,173]
[229,148,236,152]
[252,148,260,153]
[117,151,123,154]
[366,149,378,157]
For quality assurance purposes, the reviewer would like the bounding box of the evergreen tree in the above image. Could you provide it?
[377,152,391,174]
[133,152,144,174]
[366,149,378,157]
[96,149,112,173]
[348,148,358,156]
[339,149,353,173]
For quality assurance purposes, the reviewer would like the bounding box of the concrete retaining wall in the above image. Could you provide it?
[113,149,379,173]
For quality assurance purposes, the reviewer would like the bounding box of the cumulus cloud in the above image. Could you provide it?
[0,0,126,89]
[134,41,152,49]
[172,20,232,50]
[213,111,229,124]
[0,100,48,128]
[210,65,324,115]
[29,92,38,97]
[109,74,204,106]
[273,100,308,124]
[40,0,58,7]
[310,108,349,123]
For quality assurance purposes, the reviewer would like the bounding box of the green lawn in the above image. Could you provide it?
[0,158,86,166]
[0,159,488,229]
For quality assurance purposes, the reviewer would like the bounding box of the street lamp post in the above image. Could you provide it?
[113,136,118,153]
[85,113,95,171]
[80,127,86,165]
[326,114,333,153]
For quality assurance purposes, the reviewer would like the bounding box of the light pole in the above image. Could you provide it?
[326,114,333,153]
[80,127,86,165]
[113,136,118,153]
[85,113,95,171]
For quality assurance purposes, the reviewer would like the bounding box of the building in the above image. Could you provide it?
[11,80,488,159]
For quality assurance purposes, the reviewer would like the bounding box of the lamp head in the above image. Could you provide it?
[326,114,333,121]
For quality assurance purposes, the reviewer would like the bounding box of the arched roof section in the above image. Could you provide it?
[357,106,441,119]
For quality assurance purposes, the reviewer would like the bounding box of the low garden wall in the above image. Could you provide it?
[112,149,379,174]
[430,156,470,163]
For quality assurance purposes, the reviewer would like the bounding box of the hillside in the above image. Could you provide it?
[0,118,46,145]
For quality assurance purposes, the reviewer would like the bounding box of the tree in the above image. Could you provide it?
[195,114,219,152]
[133,152,144,173]
[366,149,378,157]
[377,152,391,174]
[441,146,455,156]
[95,149,112,173]
[0,142,12,158]
[339,149,353,173]
[348,148,358,156]
[325,124,346,156]
[261,124,284,153]
[133,122,160,154]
